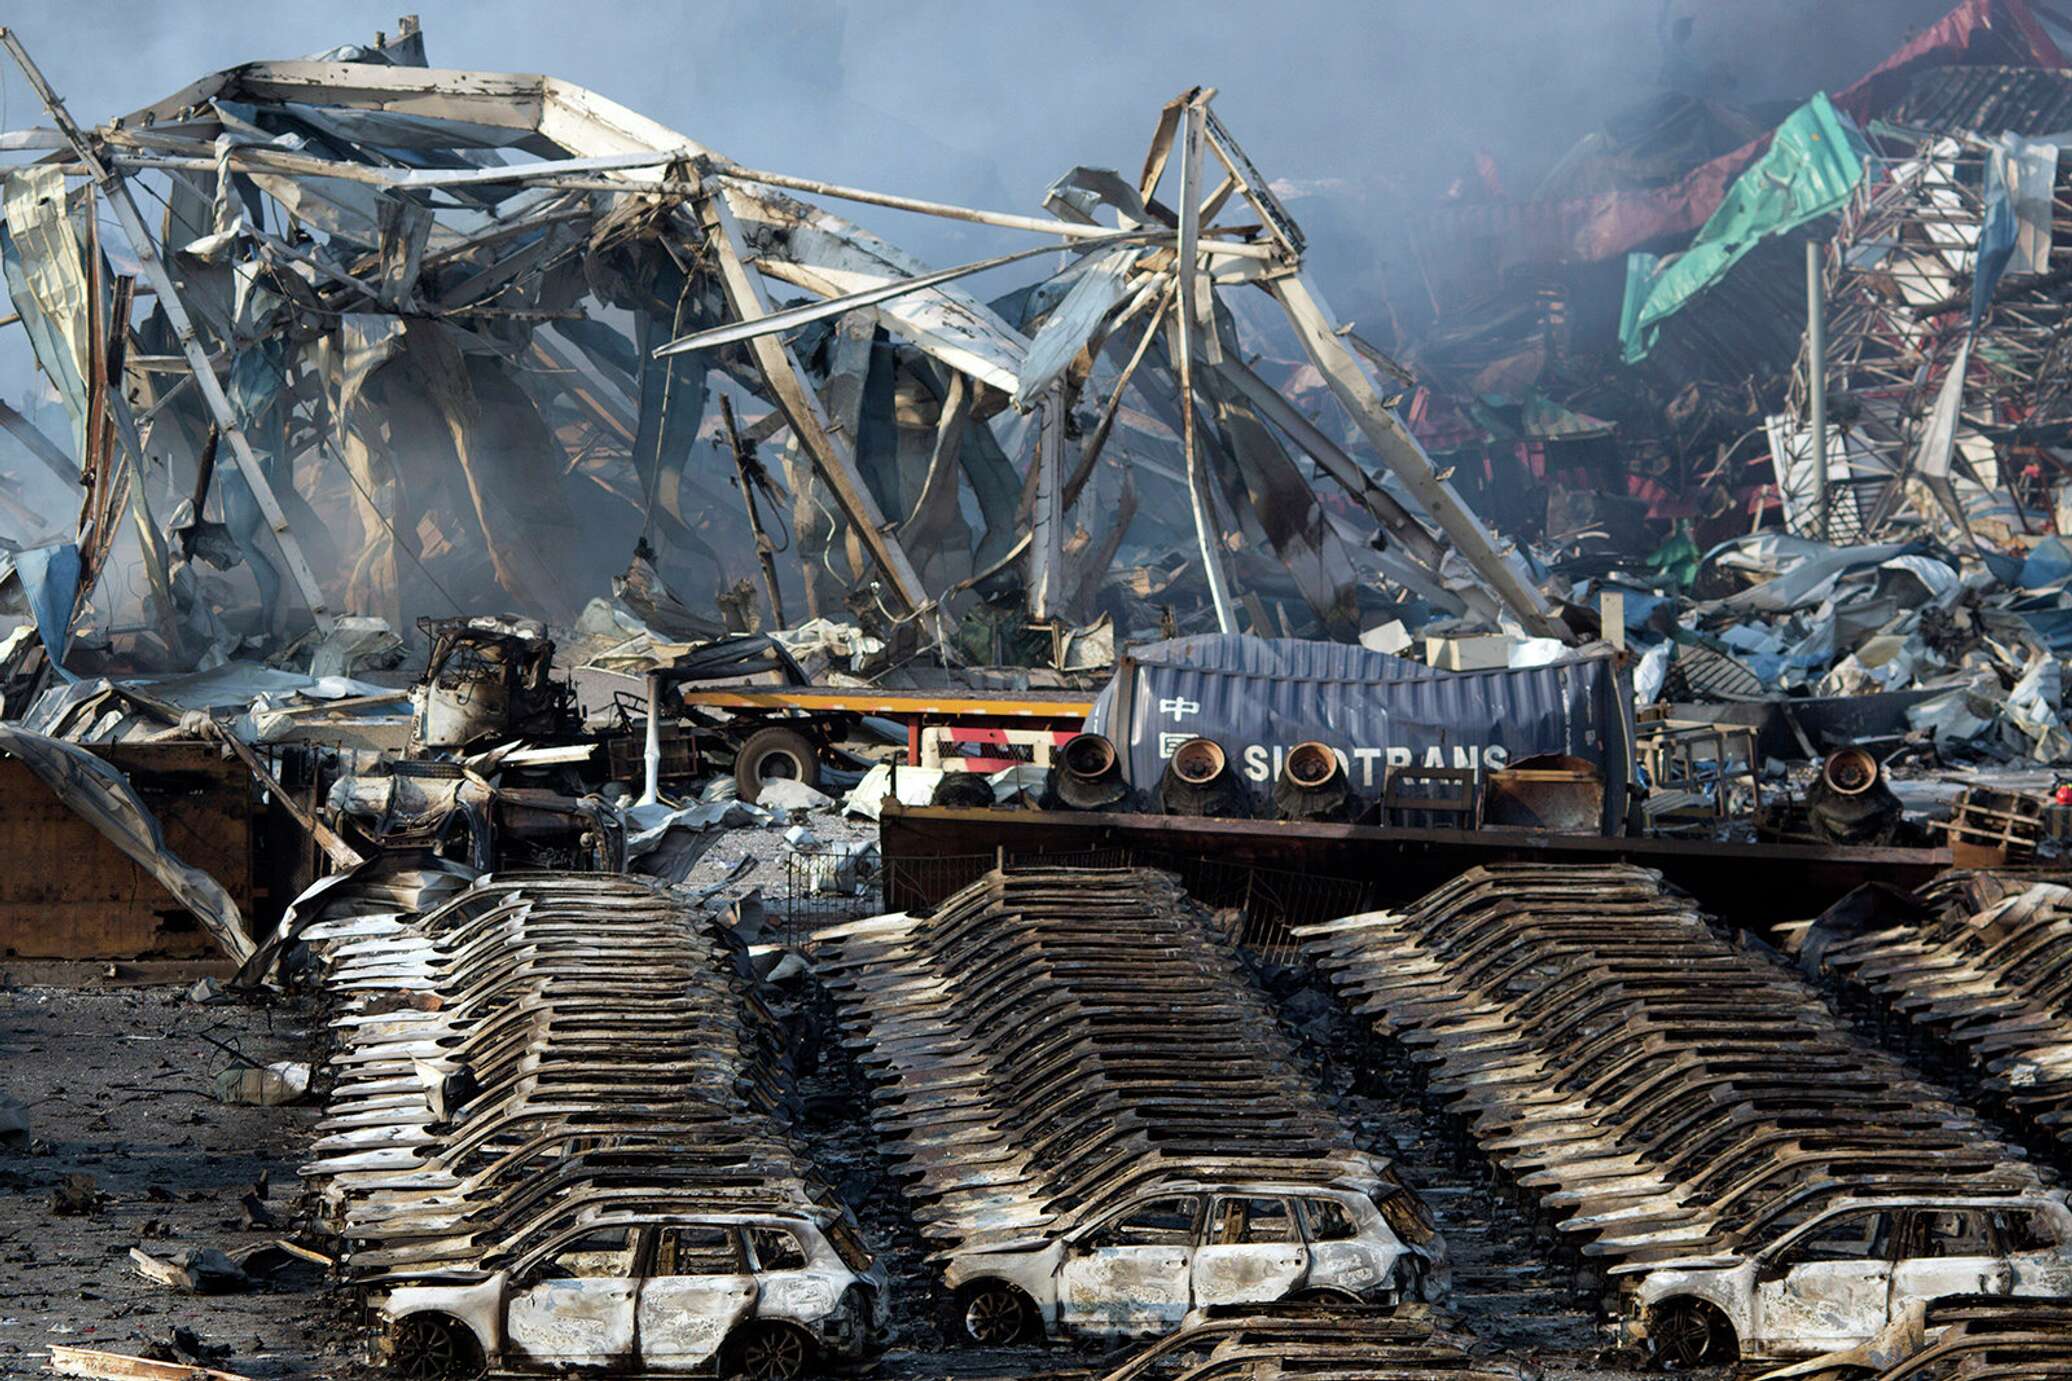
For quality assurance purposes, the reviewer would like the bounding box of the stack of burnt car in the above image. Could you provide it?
[1299,863,2072,1370]
[813,865,1446,1347]
[1755,1295,2072,1380]
[1802,873,2072,1164]
[298,870,887,1380]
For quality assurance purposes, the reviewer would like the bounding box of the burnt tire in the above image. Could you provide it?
[387,1313,484,1381]
[958,1280,1035,1344]
[724,1321,816,1381]
[1649,1298,1734,1370]
[734,726,821,805]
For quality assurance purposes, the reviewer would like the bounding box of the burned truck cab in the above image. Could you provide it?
[408,616,576,754]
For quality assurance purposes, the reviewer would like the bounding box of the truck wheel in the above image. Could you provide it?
[388,1314,484,1380]
[724,1321,815,1380]
[735,726,822,805]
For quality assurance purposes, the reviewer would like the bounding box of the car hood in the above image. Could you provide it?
[1612,1252,1747,1279]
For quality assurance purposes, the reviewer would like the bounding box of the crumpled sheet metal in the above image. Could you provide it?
[0,723,251,962]
[298,869,854,1287]
[1806,872,2072,1161]
[812,867,1421,1262]
[1296,864,2047,1280]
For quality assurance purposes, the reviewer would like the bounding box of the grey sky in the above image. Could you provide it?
[0,0,1968,391]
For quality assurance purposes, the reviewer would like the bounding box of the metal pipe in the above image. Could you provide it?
[640,672,663,807]
[712,163,1277,258]
[1807,239,1828,542]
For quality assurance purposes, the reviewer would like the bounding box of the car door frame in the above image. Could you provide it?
[499,1222,646,1368]
[1055,1193,1202,1337]
[1748,1206,1901,1357]
[635,1221,760,1372]
[1888,1206,2013,1310]
[1191,1194,1310,1310]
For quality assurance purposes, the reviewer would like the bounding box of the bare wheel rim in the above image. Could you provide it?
[1654,1306,1713,1367]
[964,1288,1024,1343]
[393,1318,470,1380]
[741,1327,808,1380]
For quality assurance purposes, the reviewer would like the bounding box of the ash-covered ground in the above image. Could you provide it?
[0,970,370,1379]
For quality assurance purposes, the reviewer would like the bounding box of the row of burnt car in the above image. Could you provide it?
[810,866,1449,1346]
[1298,862,2072,1369]
[280,849,2072,1377]
[296,864,888,1379]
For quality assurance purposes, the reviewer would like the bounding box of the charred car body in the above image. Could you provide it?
[1628,1193,2072,1364]
[939,1176,1438,1340]
[376,1210,886,1377]
[814,866,1445,1345]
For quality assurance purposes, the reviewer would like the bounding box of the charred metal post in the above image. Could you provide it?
[1173,93,1238,634]
[717,394,787,628]
[1807,238,1830,542]
[640,671,663,807]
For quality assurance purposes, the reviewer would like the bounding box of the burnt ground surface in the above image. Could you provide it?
[0,967,374,1380]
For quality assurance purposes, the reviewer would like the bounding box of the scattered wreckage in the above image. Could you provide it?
[296,868,889,1380]
[813,866,1446,1345]
[0,10,1568,720]
[1297,863,2061,1366]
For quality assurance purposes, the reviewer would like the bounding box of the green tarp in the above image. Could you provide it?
[1620,92,1869,363]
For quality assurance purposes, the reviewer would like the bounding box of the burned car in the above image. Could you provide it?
[943,1177,1445,1343]
[375,1210,889,1379]
[1624,1193,2072,1367]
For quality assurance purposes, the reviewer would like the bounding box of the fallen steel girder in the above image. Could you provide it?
[1297,864,2048,1287]
[298,869,864,1290]
[814,866,1442,1312]
[1805,871,2072,1162]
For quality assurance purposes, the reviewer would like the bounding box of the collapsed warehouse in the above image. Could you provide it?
[23,3,2072,1381]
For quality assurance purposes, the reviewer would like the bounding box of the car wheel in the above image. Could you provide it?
[726,1321,815,1381]
[959,1281,1033,1344]
[1650,1298,1733,1370]
[387,1314,484,1380]
[734,726,821,805]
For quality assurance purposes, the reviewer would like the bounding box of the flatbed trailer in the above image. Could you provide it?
[630,683,1096,801]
